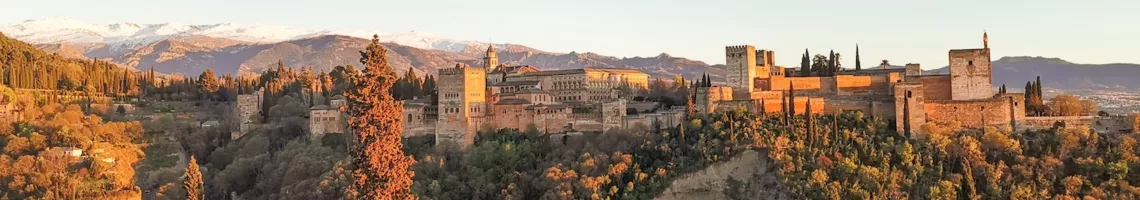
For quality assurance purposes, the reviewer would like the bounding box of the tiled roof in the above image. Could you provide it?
[514,88,550,95]
[517,68,648,77]
[525,104,570,110]
[493,80,541,87]
[495,98,533,105]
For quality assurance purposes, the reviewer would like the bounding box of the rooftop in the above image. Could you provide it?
[492,65,541,74]
[525,104,570,110]
[495,98,533,105]
[517,68,647,77]
[310,105,335,110]
[513,88,550,95]
[949,48,988,53]
[492,80,541,87]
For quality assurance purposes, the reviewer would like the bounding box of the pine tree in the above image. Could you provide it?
[855,44,862,71]
[345,35,417,200]
[184,156,204,200]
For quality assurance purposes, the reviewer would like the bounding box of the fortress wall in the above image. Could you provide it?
[871,72,901,91]
[403,121,437,137]
[924,98,1014,129]
[1093,115,1138,134]
[824,98,878,115]
[834,75,874,95]
[766,76,825,92]
[916,75,953,100]
[1022,116,1096,130]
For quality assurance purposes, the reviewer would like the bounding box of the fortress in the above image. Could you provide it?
[403,45,676,147]
[699,32,1030,137]
[297,32,1119,148]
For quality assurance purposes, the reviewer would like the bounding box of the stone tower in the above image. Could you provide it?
[436,64,487,147]
[725,45,757,94]
[947,32,993,100]
[484,44,499,72]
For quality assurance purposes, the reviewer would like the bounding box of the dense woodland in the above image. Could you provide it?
[4,31,1140,199]
[0,85,145,199]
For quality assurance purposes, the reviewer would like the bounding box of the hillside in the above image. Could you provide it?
[929,56,1140,90]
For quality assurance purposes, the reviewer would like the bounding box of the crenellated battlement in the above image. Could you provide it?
[439,63,479,75]
[724,45,755,54]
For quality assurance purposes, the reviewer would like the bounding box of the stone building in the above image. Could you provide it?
[435,64,489,146]
[233,90,263,139]
[309,96,347,137]
[413,45,657,148]
[701,32,1033,137]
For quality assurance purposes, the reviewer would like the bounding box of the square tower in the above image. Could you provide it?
[948,49,993,100]
[726,45,757,94]
[436,64,487,147]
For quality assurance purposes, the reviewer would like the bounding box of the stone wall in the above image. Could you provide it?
[895,83,927,136]
[916,75,953,100]
[1094,115,1138,134]
[725,45,757,93]
[234,91,262,139]
[309,108,346,137]
[924,98,1015,129]
[1022,116,1096,130]
[948,49,993,100]
[436,65,487,147]
[921,93,1024,131]
[764,76,824,92]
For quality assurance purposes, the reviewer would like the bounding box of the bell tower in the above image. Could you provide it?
[484,44,499,72]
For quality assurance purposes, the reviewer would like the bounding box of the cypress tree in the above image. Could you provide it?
[801,49,811,77]
[788,81,796,115]
[345,35,416,199]
[184,156,204,200]
[855,44,862,71]
[828,50,836,76]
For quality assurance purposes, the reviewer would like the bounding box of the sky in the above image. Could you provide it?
[2,0,1137,69]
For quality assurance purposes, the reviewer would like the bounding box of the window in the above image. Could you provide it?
[968,60,974,65]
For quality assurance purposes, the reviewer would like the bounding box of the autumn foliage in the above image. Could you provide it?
[345,35,417,199]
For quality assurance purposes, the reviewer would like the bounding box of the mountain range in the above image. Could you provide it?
[0,18,723,80]
[2,18,1136,91]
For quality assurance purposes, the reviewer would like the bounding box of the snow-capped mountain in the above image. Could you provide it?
[0,17,482,52]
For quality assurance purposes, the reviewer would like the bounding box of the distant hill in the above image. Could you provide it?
[929,56,1140,90]
[3,18,723,80]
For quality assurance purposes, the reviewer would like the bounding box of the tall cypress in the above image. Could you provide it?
[184,156,204,200]
[345,35,416,199]
[801,49,811,77]
[855,44,862,71]
[828,50,836,76]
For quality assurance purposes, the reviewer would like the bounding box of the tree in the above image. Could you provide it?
[827,50,836,76]
[345,34,417,199]
[199,69,219,98]
[801,49,811,77]
[811,54,828,76]
[879,60,890,68]
[184,156,204,200]
[1047,94,1084,116]
[855,44,862,71]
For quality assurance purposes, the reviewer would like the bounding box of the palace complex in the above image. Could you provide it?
[290,32,1134,148]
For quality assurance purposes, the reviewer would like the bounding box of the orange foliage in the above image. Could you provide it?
[345,35,417,200]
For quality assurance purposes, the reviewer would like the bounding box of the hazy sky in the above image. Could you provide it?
[2,0,1137,69]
